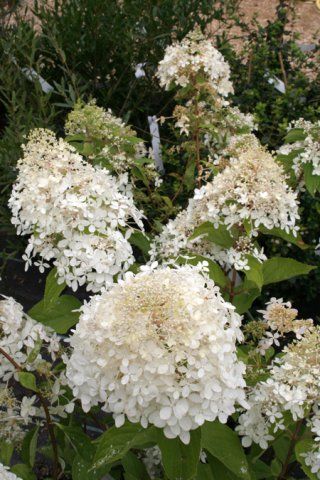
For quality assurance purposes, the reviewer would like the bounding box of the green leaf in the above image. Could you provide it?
[284,128,306,143]
[129,231,151,256]
[176,254,228,288]
[262,257,316,285]
[201,421,250,480]
[72,454,109,480]
[259,226,309,250]
[10,464,36,480]
[56,425,95,462]
[196,463,215,480]
[122,452,149,480]
[207,455,242,480]
[29,295,81,334]
[270,458,282,476]
[157,428,201,480]
[233,280,260,314]
[190,222,234,248]
[22,425,39,467]
[303,162,320,196]
[93,423,156,470]
[249,459,272,479]
[295,439,318,480]
[43,267,66,308]
[18,372,38,393]
[0,440,14,466]
[245,256,264,290]
[183,157,196,191]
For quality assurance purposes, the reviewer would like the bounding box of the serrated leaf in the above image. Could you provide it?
[201,422,250,480]
[18,372,38,393]
[29,295,81,334]
[259,226,309,250]
[157,428,201,480]
[190,222,234,248]
[93,423,156,470]
[303,162,320,196]
[262,257,316,285]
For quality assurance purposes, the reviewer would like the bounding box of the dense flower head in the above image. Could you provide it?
[157,28,233,97]
[237,326,320,449]
[9,128,144,292]
[193,145,299,234]
[65,100,146,174]
[0,464,22,480]
[278,119,320,182]
[66,264,246,444]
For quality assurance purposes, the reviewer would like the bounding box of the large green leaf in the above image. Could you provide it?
[196,463,215,480]
[303,162,320,196]
[22,425,39,467]
[207,455,242,480]
[259,226,309,250]
[122,452,150,480]
[10,464,36,480]
[190,222,234,248]
[129,231,151,256]
[93,423,156,470]
[157,429,201,480]
[295,439,318,480]
[201,422,251,480]
[72,454,109,480]
[233,280,260,314]
[262,257,316,285]
[28,267,81,333]
[56,425,95,462]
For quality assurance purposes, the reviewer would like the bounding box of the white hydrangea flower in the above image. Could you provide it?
[277,119,320,183]
[0,464,22,480]
[303,447,320,479]
[193,145,299,235]
[66,265,246,444]
[9,129,144,292]
[0,295,60,381]
[237,326,320,449]
[157,28,233,97]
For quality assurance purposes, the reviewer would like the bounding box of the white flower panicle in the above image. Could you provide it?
[0,295,59,381]
[193,145,299,234]
[257,297,314,353]
[66,265,246,444]
[157,28,233,97]
[9,128,144,292]
[278,119,320,181]
[237,326,320,450]
[0,464,22,480]
[65,100,146,174]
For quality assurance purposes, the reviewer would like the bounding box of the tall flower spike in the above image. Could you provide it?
[66,265,246,444]
[9,129,144,292]
[157,28,233,97]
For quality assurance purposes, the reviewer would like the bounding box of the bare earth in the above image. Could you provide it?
[239,0,320,44]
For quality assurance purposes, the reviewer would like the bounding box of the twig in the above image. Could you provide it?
[0,347,60,480]
[277,419,304,479]
[278,51,288,88]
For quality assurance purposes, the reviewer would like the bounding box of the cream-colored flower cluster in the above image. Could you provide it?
[0,296,74,435]
[157,28,233,97]
[150,144,298,272]
[0,464,22,480]
[9,128,144,292]
[257,297,314,353]
[66,264,246,444]
[237,326,320,451]
[278,118,320,182]
[65,100,146,174]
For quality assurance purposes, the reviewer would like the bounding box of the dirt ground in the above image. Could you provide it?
[239,0,319,44]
